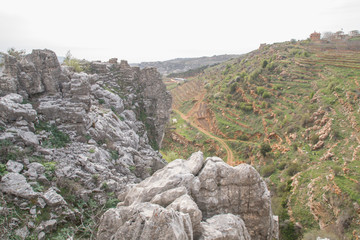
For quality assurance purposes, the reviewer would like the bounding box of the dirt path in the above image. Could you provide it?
[174,109,235,165]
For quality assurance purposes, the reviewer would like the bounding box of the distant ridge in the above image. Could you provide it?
[131,54,241,76]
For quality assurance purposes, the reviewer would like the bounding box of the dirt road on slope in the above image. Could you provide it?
[174,109,235,166]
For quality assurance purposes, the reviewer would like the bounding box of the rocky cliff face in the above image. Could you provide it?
[0,50,171,239]
[98,152,279,240]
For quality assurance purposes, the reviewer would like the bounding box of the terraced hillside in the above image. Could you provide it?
[161,40,360,239]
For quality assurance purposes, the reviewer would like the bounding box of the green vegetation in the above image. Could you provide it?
[163,39,360,239]
[35,121,70,148]
[63,50,83,72]
[7,47,26,60]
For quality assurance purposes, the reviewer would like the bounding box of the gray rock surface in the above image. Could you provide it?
[193,157,274,240]
[42,188,67,206]
[6,160,24,173]
[200,214,251,240]
[167,194,203,238]
[97,202,193,240]
[0,93,37,122]
[0,49,171,238]
[98,151,278,240]
[15,226,29,240]
[0,173,38,199]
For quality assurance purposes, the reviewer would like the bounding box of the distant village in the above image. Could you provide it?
[310,30,360,41]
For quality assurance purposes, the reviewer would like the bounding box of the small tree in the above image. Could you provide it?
[262,60,268,68]
[322,31,334,40]
[63,50,83,73]
[260,143,272,157]
[7,47,25,60]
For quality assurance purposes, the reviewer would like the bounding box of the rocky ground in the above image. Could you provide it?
[0,49,171,239]
[97,151,278,240]
[0,49,278,239]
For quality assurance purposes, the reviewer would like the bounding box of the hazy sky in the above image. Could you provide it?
[0,0,359,62]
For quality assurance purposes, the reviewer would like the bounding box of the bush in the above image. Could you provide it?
[260,143,272,157]
[7,48,25,60]
[262,91,271,98]
[98,98,105,105]
[286,163,301,176]
[35,121,70,148]
[256,87,265,95]
[333,166,342,176]
[261,164,276,177]
[310,134,319,144]
[63,51,83,72]
[230,83,238,94]
[262,60,268,68]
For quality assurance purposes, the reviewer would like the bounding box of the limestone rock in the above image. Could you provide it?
[167,194,203,238]
[101,152,278,240]
[139,67,172,147]
[123,152,203,205]
[193,157,274,240]
[150,186,188,207]
[97,202,193,240]
[200,214,251,240]
[25,162,45,180]
[0,93,37,122]
[91,84,124,113]
[6,160,24,173]
[35,219,57,233]
[0,173,39,199]
[18,130,39,146]
[15,226,29,240]
[42,188,67,206]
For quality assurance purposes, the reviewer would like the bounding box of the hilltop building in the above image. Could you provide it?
[310,31,321,41]
[349,30,360,37]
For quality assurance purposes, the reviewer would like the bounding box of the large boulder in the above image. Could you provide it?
[193,157,274,240]
[0,172,39,199]
[97,202,193,240]
[98,152,278,240]
[0,93,37,122]
[200,214,251,240]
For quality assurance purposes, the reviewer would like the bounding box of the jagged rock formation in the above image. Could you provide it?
[97,152,278,240]
[0,49,171,239]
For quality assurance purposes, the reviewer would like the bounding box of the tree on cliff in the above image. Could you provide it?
[63,50,83,72]
[7,47,26,60]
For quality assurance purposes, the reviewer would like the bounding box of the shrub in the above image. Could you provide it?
[262,60,268,68]
[98,98,105,105]
[7,48,25,60]
[0,163,7,176]
[286,163,301,176]
[260,143,272,157]
[35,121,70,148]
[333,166,342,176]
[262,91,271,98]
[230,83,238,94]
[63,51,83,72]
[110,150,119,160]
[261,164,276,177]
[256,87,265,95]
[310,134,319,144]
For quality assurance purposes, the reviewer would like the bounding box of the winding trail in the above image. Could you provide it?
[173,108,235,165]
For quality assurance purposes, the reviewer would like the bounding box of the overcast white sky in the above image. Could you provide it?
[0,0,359,62]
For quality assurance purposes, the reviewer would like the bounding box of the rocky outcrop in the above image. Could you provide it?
[97,152,278,240]
[0,49,171,239]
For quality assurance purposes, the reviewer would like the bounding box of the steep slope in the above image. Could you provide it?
[163,40,360,239]
[0,49,171,239]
